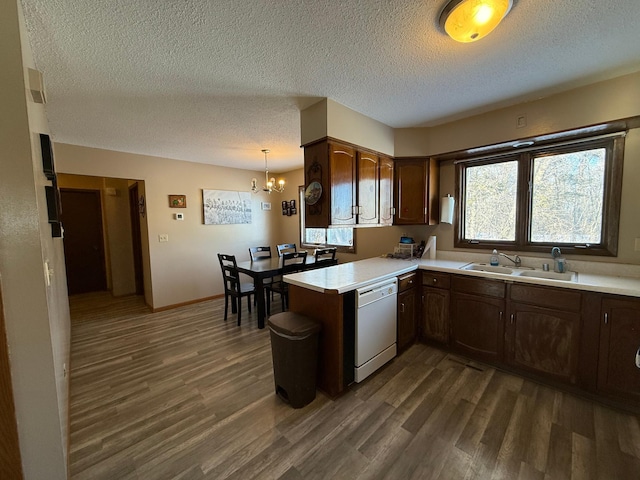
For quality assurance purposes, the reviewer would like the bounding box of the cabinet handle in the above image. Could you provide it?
[510,313,514,324]
[400,303,405,313]
[636,347,640,369]
[500,311,503,322]
[604,313,608,324]
[407,280,413,285]
[424,207,428,215]
[433,278,437,284]
[391,207,396,215]
[421,295,424,305]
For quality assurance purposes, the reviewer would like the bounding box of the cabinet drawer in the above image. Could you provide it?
[398,272,417,292]
[452,275,505,298]
[422,271,450,289]
[510,284,581,312]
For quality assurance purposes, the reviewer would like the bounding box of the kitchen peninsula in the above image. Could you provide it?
[285,256,640,411]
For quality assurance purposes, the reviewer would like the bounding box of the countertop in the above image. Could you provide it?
[285,256,640,298]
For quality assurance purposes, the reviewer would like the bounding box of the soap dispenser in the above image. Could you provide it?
[490,249,499,266]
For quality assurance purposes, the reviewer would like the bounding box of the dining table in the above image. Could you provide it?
[235,254,338,328]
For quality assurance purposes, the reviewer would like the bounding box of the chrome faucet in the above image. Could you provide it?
[499,252,521,268]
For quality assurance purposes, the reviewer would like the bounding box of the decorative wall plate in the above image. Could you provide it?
[304,181,322,205]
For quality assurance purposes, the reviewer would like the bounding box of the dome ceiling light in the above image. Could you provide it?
[439,0,513,43]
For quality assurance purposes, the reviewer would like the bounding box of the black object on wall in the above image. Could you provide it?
[40,134,55,180]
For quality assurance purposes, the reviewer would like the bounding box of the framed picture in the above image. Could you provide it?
[169,194,186,208]
[202,189,252,225]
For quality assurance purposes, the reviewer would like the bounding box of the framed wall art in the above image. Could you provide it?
[202,189,252,225]
[169,194,186,208]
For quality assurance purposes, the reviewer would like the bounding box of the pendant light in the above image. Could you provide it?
[251,149,285,194]
[439,0,512,43]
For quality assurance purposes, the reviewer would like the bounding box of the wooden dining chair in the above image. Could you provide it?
[314,247,337,266]
[265,251,307,315]
[249,246,272,261]
[217,253,255,326]
[276,243,297,256]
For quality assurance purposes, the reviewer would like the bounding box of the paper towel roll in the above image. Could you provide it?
[422,235,437,259]
[440,195,455,224]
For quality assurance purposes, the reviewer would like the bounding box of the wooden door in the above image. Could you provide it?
[356,151,378,224]
[329,143,356,225]
[421,286,450,344]
[598,298,640,399]
[394,159,426,224]
[61,189,107,294]
[506,303,580,384]
[379,155,394,226]
[128,183,144,295]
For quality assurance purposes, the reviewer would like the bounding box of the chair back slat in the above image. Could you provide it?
[281,251,307,274]
[249,246,272,261]
[276,243,297,257]
[314,247,337,263]
[218,253,241,293]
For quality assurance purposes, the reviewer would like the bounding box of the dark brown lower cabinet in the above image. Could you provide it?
[397,273,417,352]
[421,287,450,344]
[505,284,582,385]
[450,275,506,363]
[505,302,581,384]
[421,272,451,345]
[598,297,640,400]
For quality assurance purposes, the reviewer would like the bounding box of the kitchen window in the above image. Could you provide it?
[299,186,355,253]
[455,134,625,256]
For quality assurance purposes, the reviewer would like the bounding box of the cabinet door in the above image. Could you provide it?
[379,155,394,226]
[421,286,450,344]
[394,159,426,224]
[398,288,417,352]
[598,298,640,400]
[357,151,379,224]
[451,292,505,363]
[329,143,356,225]
[505,302,580,384]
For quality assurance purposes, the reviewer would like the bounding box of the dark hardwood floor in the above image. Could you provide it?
[68,292,640,479]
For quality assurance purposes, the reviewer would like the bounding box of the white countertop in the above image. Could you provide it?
[284,257,418,294]
[285,256,640,298]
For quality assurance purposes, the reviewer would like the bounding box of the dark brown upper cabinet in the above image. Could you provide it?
[393,157,439,225]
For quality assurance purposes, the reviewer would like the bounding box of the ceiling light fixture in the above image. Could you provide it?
[439,0,513,43]
[251,149,285,194]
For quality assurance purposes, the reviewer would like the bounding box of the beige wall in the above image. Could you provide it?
[0,0,69,478]
[301,98,395,156]
[395,71,640,264]
[55,144,287,309]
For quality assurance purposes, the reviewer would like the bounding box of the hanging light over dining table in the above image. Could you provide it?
[251,149,285,194]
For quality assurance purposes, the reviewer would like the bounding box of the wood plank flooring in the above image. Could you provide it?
[68,292,640,479]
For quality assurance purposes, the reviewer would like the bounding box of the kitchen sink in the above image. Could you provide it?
[512,269,576,281]
[460,262,576,282]
[460,263,513,275]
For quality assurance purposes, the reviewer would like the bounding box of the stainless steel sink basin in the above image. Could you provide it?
[512,269,576,282]
[460,262,576,282]
[460,263,513,275]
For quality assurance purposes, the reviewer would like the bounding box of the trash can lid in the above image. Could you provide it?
[267,312,321,336]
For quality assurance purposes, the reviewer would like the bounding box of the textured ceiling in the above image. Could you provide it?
[20,0,640,172]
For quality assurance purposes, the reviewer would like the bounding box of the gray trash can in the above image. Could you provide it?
[267,312,322,408]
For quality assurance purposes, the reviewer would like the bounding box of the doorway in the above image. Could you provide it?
[60,189,107,294]
[128,183,144,295]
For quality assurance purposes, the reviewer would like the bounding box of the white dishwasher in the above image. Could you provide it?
[354,278,398,383]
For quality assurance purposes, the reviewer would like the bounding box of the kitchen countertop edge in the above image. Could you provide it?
[285,257,640,298]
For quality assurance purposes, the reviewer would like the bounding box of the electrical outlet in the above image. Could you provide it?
[516,114,527,128]
[159,234,169,242]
